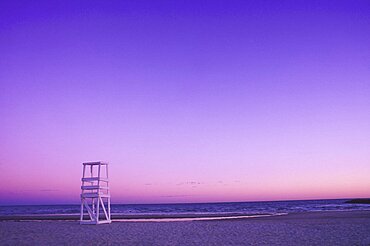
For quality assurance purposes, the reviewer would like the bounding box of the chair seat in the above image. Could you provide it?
[81,185,109,190]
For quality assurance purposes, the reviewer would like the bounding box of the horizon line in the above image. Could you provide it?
[1,197,368,207]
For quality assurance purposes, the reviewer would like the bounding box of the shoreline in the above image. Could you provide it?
[0,212,278,221]
[1,209,369,222]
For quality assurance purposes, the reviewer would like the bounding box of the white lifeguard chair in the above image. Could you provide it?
[80,161,111,224]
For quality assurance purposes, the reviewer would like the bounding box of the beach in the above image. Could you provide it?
[1,210,369,245]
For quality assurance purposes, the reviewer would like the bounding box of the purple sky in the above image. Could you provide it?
[1,1,369,205]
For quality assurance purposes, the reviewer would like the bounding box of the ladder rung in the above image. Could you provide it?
[81,185,109,190]
[82,178,109,182]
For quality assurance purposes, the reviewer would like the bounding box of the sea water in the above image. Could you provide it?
[1,199,369,217]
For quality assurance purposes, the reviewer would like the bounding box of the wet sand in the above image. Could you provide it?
[1,211,370,245]
[0,212,274,221]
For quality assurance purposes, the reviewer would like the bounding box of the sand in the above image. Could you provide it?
[1,211,370,245]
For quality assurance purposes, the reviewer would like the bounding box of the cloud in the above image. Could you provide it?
[12,190,33,193]
[176,181,204,186]
[3,189,60,194]
[161,195,193,198]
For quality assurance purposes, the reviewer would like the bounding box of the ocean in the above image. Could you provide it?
[1,199,369,218]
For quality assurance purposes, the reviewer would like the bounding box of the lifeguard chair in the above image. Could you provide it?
[80,161,111,224]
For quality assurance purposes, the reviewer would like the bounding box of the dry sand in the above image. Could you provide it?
[1,210,370,245]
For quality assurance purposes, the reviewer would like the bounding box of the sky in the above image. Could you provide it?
[0,1,369,205]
